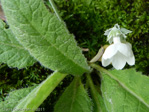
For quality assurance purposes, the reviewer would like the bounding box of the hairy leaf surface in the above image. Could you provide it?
[101,68,149,112]
[0,20,36,68]
[0,86,36,112]
[86,74,107,112]
[13,72,67,112]
[54,77,92,112]
[93,91,107,112]
[1,0,90,75]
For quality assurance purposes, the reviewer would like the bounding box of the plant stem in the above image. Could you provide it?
[90,63,120,83]
[48,0,63,22]
[86,74,101,112]
[90,63,111,77]
[90,63,119,82]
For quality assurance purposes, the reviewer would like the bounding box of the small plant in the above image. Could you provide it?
[0,0,148,112]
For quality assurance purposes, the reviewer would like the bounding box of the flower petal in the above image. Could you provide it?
[102,58,111,67]
[116,43,132,57]
[125,42,132,48]
[126,55,135,65]
[112,52,126,70]
[102,44,117,59]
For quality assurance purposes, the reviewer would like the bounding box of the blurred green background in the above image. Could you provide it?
[0,0,148,111]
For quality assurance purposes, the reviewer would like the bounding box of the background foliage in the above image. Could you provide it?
[0,0,148,111]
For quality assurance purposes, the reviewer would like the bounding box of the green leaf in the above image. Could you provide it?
[93,91,107,112]
[0,20,36,68]
[86,74,107,112]
[1,0,90,75]
[13,71,67,112]
[54,77,92,112]
[0,86,36,112]
[101,68,149,112]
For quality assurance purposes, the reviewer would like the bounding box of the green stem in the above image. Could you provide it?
[90,63,121,84]
[90,63,122,83]
[90,63,112,77]
[48,0,63,22]
[86,74,101,112]
[13,72,67,112]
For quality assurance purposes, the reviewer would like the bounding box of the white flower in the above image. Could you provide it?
[102,36,135,70]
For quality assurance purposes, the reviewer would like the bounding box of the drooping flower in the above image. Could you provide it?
[102,24,135,70]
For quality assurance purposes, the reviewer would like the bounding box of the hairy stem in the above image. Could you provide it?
[90,63,110,76]
[90,63,117,81]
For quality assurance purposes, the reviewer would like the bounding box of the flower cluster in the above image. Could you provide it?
[102,24,135,70]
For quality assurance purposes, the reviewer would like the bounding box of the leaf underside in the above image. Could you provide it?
[0,86,36,112]
[101,68,149,112]
[93,86,108,112]
[0,20,36,68]
[1,0,90,75]
[0,72,66,112]
[13,72,67,112]
[54,77,92,112]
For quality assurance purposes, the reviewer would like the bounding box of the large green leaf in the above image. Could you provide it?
[0,20,36,68]
[13,71,67,112]
[0,86,36,112]
[54,77,92,112]
[101,68,149,112]
[1,0,90,75]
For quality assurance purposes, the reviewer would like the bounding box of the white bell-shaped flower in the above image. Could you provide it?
[102,36,135,70]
